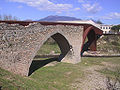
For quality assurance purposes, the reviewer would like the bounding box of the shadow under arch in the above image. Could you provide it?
[51,33,71,61]
[28,33,71,76]
[81,29,96,56]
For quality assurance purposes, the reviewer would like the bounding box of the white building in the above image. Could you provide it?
[100,25,114,34]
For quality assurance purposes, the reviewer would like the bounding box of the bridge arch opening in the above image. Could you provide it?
[81,29,96,56]
[28,33,71,75]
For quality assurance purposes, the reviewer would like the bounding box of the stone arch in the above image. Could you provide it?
[0,22,84,76]
[87,29,96,44]
[51,33,71,61]
[28,32,71,75]
[34,32,71,61]
[81,26,97,55]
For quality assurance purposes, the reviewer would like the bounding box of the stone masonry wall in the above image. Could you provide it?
[0,22,83,76]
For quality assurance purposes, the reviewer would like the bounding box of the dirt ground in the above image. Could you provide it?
[71,61,120,90]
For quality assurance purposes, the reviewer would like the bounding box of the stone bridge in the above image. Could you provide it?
[0,21,102,76]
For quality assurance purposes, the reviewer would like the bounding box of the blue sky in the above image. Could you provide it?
[0,0,120,24]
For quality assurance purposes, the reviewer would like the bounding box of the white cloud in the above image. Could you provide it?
[9,0,73,13]
[82,3,102,14]
[102,12,120,20]
[87,16,94,18]
[78,0,84,3]
[109,12,120,19]
[17,5,23,8]
[74,8,80,11]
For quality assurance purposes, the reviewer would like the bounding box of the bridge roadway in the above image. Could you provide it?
[0,21,102,76]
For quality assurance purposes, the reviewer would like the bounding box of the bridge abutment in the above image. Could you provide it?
[61,32,83,64]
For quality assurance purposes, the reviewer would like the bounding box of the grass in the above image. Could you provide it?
[37,35,120,55]
[0,57,120,90]
[37,43,60,55]
[36,35,120,55]
[98,68,120,78]
[95,57,120,81]
[1,37,120,90]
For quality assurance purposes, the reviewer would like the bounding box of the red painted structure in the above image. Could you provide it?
[82,25,103,51]
[0,20,103,53]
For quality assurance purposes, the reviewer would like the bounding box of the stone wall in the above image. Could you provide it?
[0,22,83,76]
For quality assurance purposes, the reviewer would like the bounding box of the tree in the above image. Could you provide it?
[95,20,103,24]
[111,25,120,33]
[0,14,19,21]
[90,19,103,24]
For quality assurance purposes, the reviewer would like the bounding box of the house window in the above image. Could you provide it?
[103,27,105,29]
[106,27,108,29]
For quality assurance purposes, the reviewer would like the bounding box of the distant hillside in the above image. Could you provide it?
[97,35,120,54]
[39,15,81,21]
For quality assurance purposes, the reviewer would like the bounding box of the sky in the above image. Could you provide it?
[0,0,120,24]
